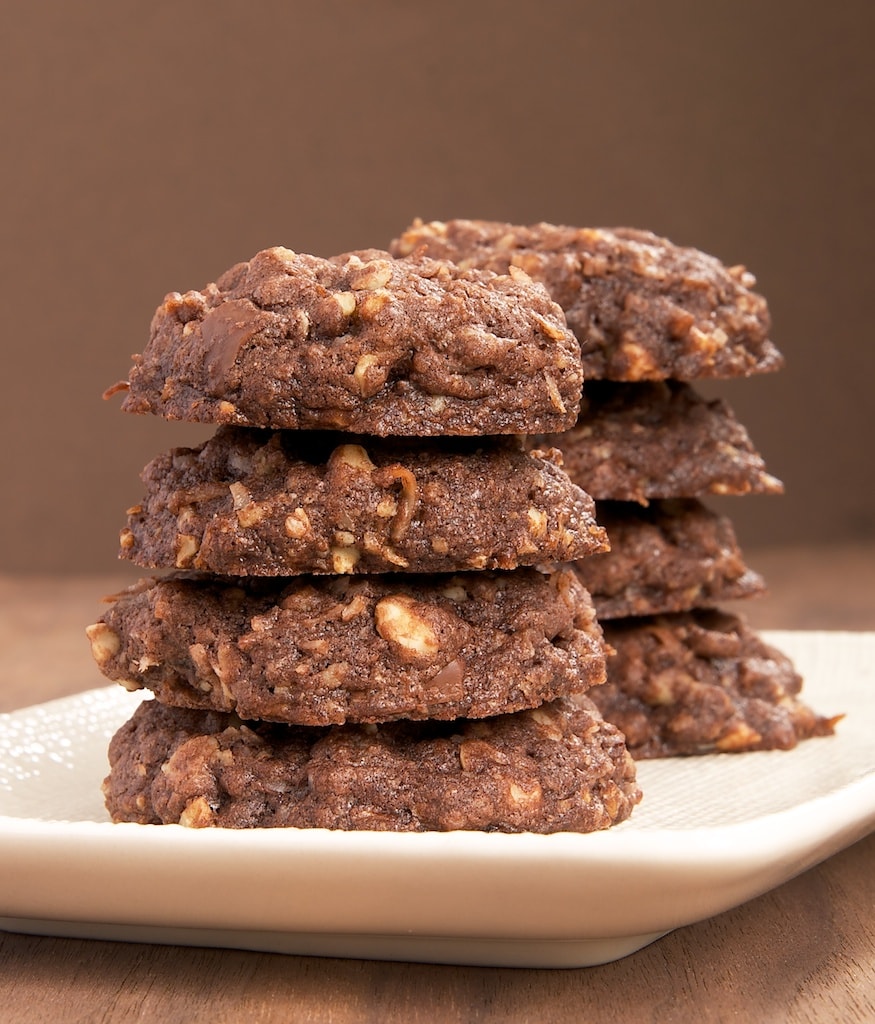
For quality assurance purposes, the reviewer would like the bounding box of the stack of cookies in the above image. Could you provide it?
[392,221,837,758]
[89,246,642,831]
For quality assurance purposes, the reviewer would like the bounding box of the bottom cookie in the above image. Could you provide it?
[104,696,641,833]
[591,610,839,758]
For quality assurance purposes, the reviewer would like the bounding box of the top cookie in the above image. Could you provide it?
[116,247,583,436]
[390,220,783,381]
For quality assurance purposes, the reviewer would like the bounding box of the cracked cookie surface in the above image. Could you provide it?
[117,246,583,435]
[103,695,640,832]
[87,568,607,726]
[391,219,782,381]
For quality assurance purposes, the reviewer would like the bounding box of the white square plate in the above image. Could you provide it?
[1,631,873,968]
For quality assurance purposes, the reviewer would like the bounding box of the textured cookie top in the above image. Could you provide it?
[534,381,784,502]
[116,247,583,435]
[591,611,838,758]
[121,428,608,576]
[575,499,765,619]
[87,568,607,726]
[104,695,641,832]
[391,219,783,381]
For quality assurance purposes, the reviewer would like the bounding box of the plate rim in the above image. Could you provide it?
[1,629,873,965]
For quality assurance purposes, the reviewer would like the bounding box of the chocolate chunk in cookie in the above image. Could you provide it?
[120,428,608,576]
[391,220,782,381]
[103,695,641,832]
[534,381,783,502]
[87,568,607,726]
[576,499,766,619]
[589,610,838,758]
[116,247,583,435]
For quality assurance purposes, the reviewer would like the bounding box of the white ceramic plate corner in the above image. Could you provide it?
[1,630,874,968]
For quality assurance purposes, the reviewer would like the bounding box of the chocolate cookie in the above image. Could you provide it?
[589,610,838,758]
[534,381,783,502]
[120,428,608,576]
[575,499,766,619]
[115,247,583,436]
[103,695,641,832]
[87,568,607,726]
[391,219,782,381]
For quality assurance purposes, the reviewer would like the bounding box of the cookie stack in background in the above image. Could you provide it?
[391,221,837,758]
[88,246,641,831]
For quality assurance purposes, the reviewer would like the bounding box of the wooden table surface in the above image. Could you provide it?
[1,543,874,1023]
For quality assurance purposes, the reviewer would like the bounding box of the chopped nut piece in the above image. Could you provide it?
[237,503,267,528]
[528,707,565,739]
[332,291,357,316]
[374,595,440,660]
[350,260,393,291]
[229,481,252,510]
[178,795,215,828]
[381,546,410,568]
[331,544,361,573]
[509,781,543,807]
[532,312,568,341]
[543,371,566,413]
[527,508,548,537]
[352,353,388,397]
[329,444,376,474]
[174,533,199,567]
[459,738,502,771]
[315,662,350,688]
[356,290,392,317]
[284,508,311,539]
[295,308,311,336]
[85,622,121,666]
[340,593,368,622]
[376,497,398,518]
[716,721,763,752]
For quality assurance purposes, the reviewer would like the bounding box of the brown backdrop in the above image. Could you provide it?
[1,0,873,574]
